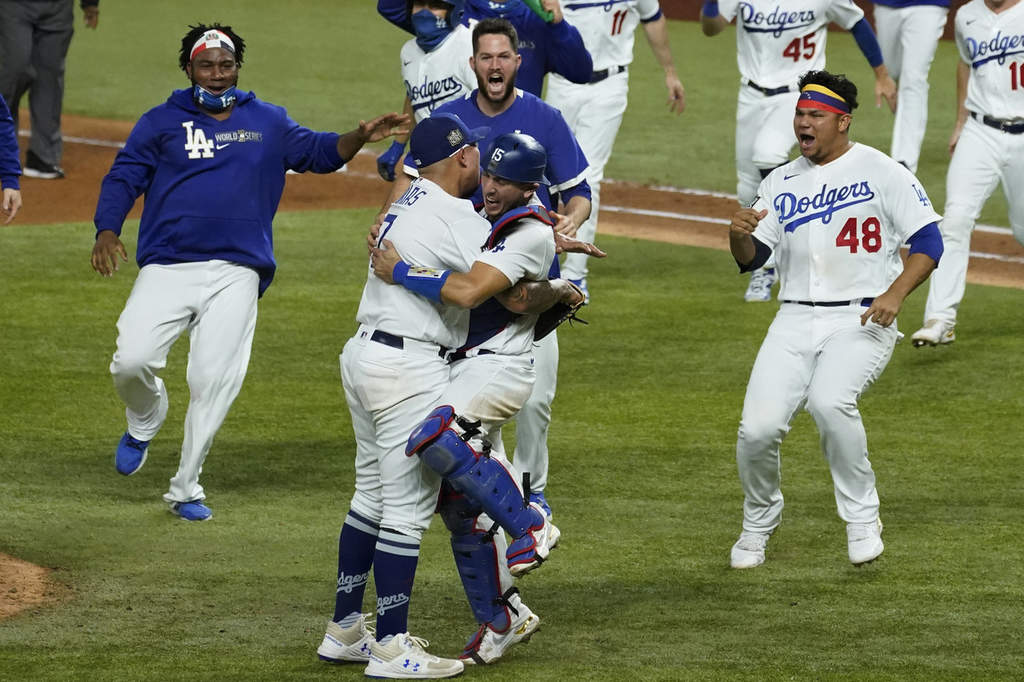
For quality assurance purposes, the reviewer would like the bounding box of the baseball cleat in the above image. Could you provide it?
[169,499,213,521]
[460,601,540,665]
[363,632,464,679]
[911,319,955,347]
[528,491,553,520]
[507,503,560,578]
[847,519,884,566]
[317,614,375,663]
[730,530,771,569]
[115,432,150,476]
[22,150,65,180]
[744,267,777,302]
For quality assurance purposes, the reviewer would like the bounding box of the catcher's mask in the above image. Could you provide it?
[484,133,549,185]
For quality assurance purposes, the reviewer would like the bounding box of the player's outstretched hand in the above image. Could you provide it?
[860,291,901,328]
[91,229,128,277]
[554,231,606,258]
[2,188,22,224]
[666,76,686,115]
[359,112,412,144]
[875,73,898,113]
[730,208,766,236]
[369,238,402,284]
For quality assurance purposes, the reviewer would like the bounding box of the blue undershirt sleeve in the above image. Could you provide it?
[850,18,884,68]
[737,236,772,272]
[906,221,944,264]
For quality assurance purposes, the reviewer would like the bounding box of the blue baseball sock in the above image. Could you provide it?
[331,509,379,623]
[373,528,421,639]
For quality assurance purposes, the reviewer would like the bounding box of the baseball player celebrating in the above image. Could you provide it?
[371,133,598,665]
[872,0,950,172]
[316,113,490,678]
[727,71,943,569]
[912,0,1024,348]
[376,1,477,181]
[545,0,686,302]
[0,95,22,224]
[701,0,898,302]
[90,23,408,522]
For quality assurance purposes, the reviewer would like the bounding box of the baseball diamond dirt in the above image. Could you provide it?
[2,110,1022,620]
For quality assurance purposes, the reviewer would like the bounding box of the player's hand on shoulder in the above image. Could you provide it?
[91,230,128,277]
[370,238,401,283]
[730,208,766,236]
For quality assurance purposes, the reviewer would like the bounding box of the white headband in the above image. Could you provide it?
[190,30,235,61]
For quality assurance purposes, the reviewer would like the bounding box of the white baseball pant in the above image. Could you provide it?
[736,84,800,206]
[512,330,558,494]
[341,326,451,541]
[545,71,629,281]
[736,304,898,532]
[924,117,1024,325]
[873,4,948,172]
[109,260,258,504]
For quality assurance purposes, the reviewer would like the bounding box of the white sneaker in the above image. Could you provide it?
[744,267,777,302]
[911,319,955,347]
[460,598,540,665]
[364,632,464,679]
[317,614,375,663]
[730,531,770,569]
[847,519,884,566]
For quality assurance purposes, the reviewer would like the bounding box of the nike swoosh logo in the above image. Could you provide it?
[402,60,412,66]
[966,19,976,25]
[215,144,230,149]
[784,174,800,180]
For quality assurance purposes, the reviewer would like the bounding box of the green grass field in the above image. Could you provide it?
[2,3,1022,680]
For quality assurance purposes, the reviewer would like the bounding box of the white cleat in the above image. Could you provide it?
[460,597,540,665]
[508,503,561,578]
[317,614,375,663]
[363,632,464,679]
[847,519,884,566]
[744,267,777,302]
[911,319,955,347]
[730,531,770,569]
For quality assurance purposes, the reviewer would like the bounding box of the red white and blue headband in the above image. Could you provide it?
[797,84,850,115]
[190,30,235,61]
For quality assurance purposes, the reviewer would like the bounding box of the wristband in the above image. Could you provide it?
[702,0,719,18]
[393,260,451,302]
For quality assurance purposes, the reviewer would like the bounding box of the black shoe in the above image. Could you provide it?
[23,150,65,179]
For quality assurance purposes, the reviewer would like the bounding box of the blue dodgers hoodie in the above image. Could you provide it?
[94,89,343,296]
[0,95,21,191]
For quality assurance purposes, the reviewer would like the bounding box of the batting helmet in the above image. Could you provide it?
[483,133,548,185]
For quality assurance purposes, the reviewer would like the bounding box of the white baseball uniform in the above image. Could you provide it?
[872,1,949,172]
[922,0,1024,327]
[545,0,661,282]
[343,177,487,540]
[716,0,866,205]
[400,24,476,123]
[738,143,940,531]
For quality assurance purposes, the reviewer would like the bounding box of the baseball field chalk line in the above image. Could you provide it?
[41,132,1019,256]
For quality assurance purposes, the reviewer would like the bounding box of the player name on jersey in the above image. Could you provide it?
[775,180,875,231]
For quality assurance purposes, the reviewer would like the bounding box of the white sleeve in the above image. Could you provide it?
[750,178,783,250]
[637,0,662,21]
[476,221,555,285]
[717,0,739,22]
[440,214,491,272]
[954,16,970,64]
[882,163,943,243]
[825,0,865,30]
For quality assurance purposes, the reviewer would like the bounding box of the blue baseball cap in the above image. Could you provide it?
[409,112,490,169]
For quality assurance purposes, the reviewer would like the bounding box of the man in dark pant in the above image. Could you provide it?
[0,0,99,179]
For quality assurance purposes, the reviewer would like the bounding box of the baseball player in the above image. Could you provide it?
[0,95,22,224]
[377,0,593,97]
[378,18,593,520]
[545,0,686,302]
[316,113,488,678]
[90,23,408,522]
[375,0,477,181]
[912,0,1024,348]
[727,71,943,569]
[872,0,950,172]
[370,133,598,665]
[701,0,898,302]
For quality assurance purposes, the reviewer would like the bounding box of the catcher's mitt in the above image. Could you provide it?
[533,280,587,341]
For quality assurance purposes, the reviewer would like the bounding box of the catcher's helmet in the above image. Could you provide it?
[484,133,548,185]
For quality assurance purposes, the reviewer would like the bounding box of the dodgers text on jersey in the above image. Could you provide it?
[965,30,1024,68]
[775,180,875,232]
[739,3,816,36]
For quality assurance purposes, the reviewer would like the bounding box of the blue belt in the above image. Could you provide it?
[369,330,449,358]
[590,65,627,83]
[971,111,1024,135]
[447,348,495,364]
[747,80,791,97]
[783,298,874,307]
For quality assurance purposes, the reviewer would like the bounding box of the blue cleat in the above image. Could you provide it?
[170,500,213,521]
[115,432,149,476]
[528,491,553,519]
